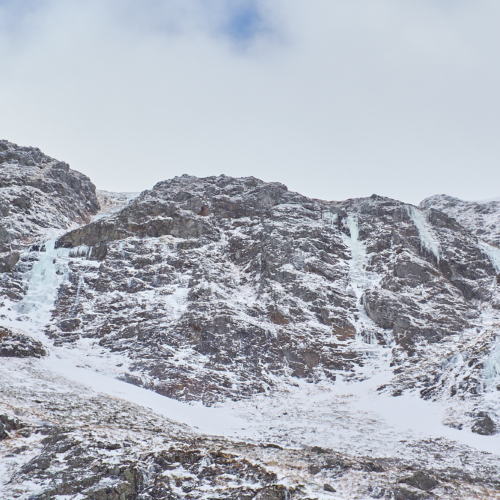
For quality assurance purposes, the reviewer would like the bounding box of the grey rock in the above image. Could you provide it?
[394,487,433,500]
[0,250,20,272]
[0,326,47,358]
[402,471,438,491]
[471,412,497,435]
[0,139,99,253]
[26,175,495,405]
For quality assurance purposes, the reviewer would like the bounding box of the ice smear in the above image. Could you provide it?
[322,211,338,227]
[407,205,441,262]
[483,339,500,392]
[342,216,380,299]
[479,240,500,272]
[341,216,384,346]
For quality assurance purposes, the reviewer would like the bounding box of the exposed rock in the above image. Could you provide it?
[0,413,26,441]
[1,158,500,499]
[323,483,337,492]
[402,471,439,491]
[40,175,499,406]
[421,194,500,246]
[0,139,99,252]
[0,250,20,272]
[0,326,47,358]
[393,487,432,500]
[471,412,497,435]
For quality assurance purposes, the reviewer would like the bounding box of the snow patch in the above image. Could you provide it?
[44,356,248,436]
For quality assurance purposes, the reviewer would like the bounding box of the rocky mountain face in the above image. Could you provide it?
[0,140,99,303]
[0,140,99,251]
[49,176,500,408]
[1,142,500,499]
[421,194,500,246]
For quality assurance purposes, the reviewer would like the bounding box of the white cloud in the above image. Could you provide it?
[1,0,500,204]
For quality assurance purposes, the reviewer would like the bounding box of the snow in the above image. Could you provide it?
[407,205,441,262]
[216,348,500,459]
[94,190,140,220]
[7,342,495,467]
[43,356,248,435]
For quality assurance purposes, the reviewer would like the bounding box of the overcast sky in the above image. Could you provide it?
[1,0,499,204]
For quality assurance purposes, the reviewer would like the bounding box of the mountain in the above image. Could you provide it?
[1,140,500,499]
[420,194,500,247]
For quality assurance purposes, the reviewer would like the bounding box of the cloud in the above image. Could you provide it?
[0,1,500,204]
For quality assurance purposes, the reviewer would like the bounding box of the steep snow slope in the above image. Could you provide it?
[2,353,500,499]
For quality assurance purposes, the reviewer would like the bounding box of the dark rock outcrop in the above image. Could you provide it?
[471,412,497,435]
[0,326,47,358]
[421,194,500,246]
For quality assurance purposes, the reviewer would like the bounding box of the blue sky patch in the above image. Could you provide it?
[222,1,264,41]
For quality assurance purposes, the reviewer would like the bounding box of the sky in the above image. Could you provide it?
[1,0,500,204]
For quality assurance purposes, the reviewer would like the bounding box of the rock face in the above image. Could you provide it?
[421,194,500,246]
[2,146,500,499]
[0,139,99,253]
[0,326,46,358]
[0,140,100,304]
[39,175,500,408]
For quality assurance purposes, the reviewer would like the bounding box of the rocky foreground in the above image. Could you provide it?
[1,140,500,499]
